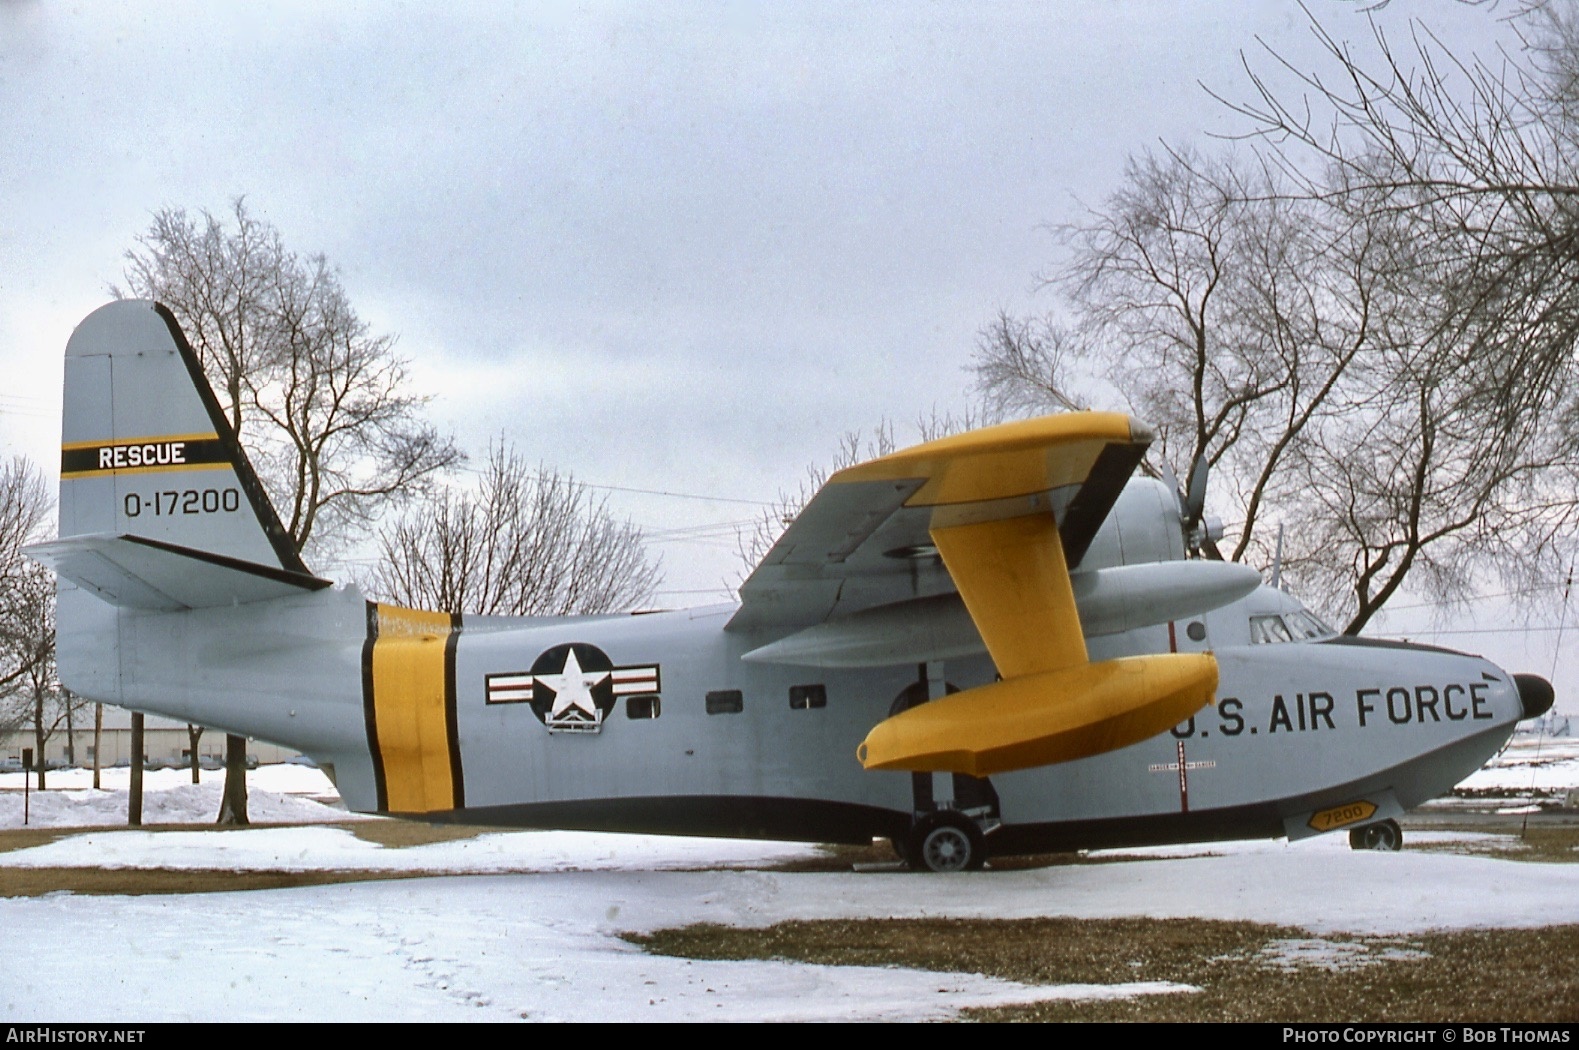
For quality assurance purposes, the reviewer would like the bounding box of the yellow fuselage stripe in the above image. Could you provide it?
[369,604,459,813]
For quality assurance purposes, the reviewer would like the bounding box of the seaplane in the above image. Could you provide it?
[28,300,1556,870]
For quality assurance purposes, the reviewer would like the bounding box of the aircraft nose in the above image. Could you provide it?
[1514,673,1555,720]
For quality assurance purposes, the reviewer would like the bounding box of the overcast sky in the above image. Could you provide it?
[0,3,1526,615]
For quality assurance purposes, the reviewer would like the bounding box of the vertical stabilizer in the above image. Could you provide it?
[58,299,305,573]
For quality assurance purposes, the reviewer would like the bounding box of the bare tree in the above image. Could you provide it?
[973,311,1090,420]
[116,199,462,822]
[0,457,49,585]
[117,198,463,558]
[0,458,59,783]
[1281,263,1579,631]
[187,724,204,784]
[118,202,284,436]
[736,410,977,576]
[976,5,1579,633]
[0,459,52,713]
[16,563,58,789]
[1051,148,1293,491]
[369,443,661,616]
[1212,3,1579,628]
[979,149,1390,567]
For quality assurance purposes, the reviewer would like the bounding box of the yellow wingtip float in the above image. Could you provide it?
[857,654,1218,776]
[846,414,1219,776]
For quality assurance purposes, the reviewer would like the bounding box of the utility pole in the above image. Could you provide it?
[128,712,143,826]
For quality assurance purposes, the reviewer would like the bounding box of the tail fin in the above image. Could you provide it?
[30,300,328,609]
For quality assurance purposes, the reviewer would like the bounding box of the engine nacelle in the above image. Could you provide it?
[1075,476,1187,570]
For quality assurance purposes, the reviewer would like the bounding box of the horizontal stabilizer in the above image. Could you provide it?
[856,653,1217,777]
[28,534,330,611]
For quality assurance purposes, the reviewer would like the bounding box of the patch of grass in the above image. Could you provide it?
[1408,824,1579,863]
[0,827,74,856]
[631,918,1579,1022]
[344,819,494,848]
[0,866,427,897]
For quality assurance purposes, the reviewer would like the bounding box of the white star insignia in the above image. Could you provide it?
[536,648,610,721]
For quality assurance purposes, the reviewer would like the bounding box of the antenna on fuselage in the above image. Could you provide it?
[1271,524,1285,590]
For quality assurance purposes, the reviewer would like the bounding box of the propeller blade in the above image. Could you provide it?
[1183,454,1209,530]
[1159,459,1182,508]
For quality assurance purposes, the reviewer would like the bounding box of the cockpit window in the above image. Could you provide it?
[1250,614,1294,644]
[1283,609,1332,639]
[1250,609,1336,644]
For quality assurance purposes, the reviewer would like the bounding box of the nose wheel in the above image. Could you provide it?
[1348,818,1403,851]
[904,811,987,872]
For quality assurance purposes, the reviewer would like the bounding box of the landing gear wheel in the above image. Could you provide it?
[907,811,986,872]
[1349,819,1403,851]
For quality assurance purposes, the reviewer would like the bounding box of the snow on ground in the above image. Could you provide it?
[0,763,349,831]
[1085,829,1521,861]
[0,744,1577,1022]
[0,825,823,873]
[0,874,1195,1022]
[1,837,1576,1021]
[1456,735,1579,795]
[0,763,336,795]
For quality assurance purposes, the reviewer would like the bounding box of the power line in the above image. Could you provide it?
[451,461,777,508]
[1405,625,1574,636]
[1372,583,1568,614]
[565,479,775,508]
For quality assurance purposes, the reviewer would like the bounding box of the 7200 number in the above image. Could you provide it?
[124,488,241,517]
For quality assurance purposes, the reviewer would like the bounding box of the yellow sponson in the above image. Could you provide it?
[367,604,461,813]
[856,653,1218,777]
[832,412,1141,507]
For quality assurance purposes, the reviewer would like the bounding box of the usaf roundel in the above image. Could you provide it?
[485,643,661,734]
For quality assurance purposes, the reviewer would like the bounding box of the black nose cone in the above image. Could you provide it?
[1515,674,1555,720]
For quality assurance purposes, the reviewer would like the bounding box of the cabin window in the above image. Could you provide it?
[789,684,827,710]
[706,689,744,715]
[625,695,661,720]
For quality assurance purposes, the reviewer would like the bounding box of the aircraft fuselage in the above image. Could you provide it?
[63,576,1524,856]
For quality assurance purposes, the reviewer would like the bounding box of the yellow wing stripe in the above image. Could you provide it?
[365,604,463,813]
[833,413,1141,507]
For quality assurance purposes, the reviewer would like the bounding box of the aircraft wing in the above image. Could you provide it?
[728,413,1152,634]
[730,413,1219,777]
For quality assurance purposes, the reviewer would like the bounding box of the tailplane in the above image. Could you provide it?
[29,300,328,609]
